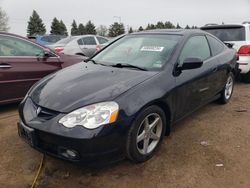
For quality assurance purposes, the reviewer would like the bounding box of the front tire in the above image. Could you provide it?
[126,105,166,163]
[219,73,234,104]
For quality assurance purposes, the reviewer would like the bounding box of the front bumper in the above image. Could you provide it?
[18,98,133,164]
[18,121,126,164]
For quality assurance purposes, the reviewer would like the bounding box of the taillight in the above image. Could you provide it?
[54,47,64,53]
[96,45,103,51]
[238,45,250,55]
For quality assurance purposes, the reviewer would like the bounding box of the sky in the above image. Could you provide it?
[0,0,250,36]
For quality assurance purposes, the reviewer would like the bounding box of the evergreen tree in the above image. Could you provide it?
[146,24,155,30]
[59,20,68,36]
[50,17,61,34]
[185,25,190,29]
[156,21,165,29]
[108,22,125,37]
[78,23,86,35]
[27,10,46,36]
[51,18,68,35]
[0,7,9,31]
[85,20,96,34]
[71,20,79,36]
[176,23,182,29]
[164,21,175,29]
[138,26,144,31]
[129,27,133,33]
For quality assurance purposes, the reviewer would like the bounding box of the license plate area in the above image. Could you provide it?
[18,122,36,147]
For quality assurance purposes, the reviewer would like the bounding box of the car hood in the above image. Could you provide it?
[30,63,158,113]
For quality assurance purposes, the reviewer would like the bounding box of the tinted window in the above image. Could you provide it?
[56,36,76,45]
[97,37,109,44]
[41,36,63,43]
[206,35,225,56]
[203,27,246,41]
[82,37,97,45]
[179,36,211,65]
[77,39,83,45]
[93,34,182,70]
[0,35,43,56]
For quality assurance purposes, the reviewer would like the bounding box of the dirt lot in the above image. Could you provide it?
[0,83,250,188]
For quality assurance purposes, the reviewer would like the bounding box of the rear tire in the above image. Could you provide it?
[126,105,166,163]
[219,73,234,104]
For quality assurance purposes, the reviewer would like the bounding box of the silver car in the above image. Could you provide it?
[48,35,109,57]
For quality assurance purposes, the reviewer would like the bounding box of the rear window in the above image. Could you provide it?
[56,37,76,45]
[202,27,246,41]
[97,37,109,44]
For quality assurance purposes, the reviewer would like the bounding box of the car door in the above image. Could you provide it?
[0,34,61,104]
[206,35,229,94]
[79,36,98,57]
[174,35,216,120]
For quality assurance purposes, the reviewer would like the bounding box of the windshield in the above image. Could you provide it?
[93,34,182,70]
[56,36,77,45]
[203,27,246,41]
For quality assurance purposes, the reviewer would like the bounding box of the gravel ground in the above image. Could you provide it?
[0,83,250,188]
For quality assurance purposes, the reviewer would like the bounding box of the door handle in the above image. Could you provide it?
[0,63,12,69]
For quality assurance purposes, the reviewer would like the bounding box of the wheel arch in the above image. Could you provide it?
[135,100,172,136]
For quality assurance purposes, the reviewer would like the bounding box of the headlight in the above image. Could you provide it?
[59,102,119,129]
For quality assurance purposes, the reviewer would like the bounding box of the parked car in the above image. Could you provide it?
[201,22,250,82]
[18,30,237,164]
[0,32,83,105]
[47,35,109,57]
[98,34,126,50]
[28,35,66,46]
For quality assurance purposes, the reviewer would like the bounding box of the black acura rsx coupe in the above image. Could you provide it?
[18,29,237,164]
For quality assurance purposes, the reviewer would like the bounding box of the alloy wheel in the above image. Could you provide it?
[136,113,163,155]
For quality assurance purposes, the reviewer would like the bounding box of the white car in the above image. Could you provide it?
[201,22,250,82]
[48,35,109,57]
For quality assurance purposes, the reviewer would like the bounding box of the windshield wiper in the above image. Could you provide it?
[84,58,97,64]
[111,63,147,71]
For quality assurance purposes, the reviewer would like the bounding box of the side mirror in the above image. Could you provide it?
[181,58,203,70]
[43,48,51,58]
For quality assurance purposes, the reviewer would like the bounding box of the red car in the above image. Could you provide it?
[0,32,83,105]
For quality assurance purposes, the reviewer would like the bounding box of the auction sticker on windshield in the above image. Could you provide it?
[141,46,164,52]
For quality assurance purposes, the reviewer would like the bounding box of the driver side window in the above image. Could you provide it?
[179,36,211,65]
[0,35,43,57]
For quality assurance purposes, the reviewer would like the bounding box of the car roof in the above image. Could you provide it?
[132,29,209,36]
[200,24,247,30]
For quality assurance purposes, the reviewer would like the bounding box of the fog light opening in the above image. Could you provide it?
[59,147,79,160]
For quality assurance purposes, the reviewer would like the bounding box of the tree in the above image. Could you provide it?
[78,23,86,35]
[50,17,60,34]
[138,26,144,31]
[59,20,68,36]
[71,20,79,36]
[0,7,9,31]
[50,18,68,35]
[164,21,175,29]
[108,22,125,37]
[185,25,190,29]
[146,24,155,30]
[128,27,133,33]
[176,23,182,29]
[27,10,46,36]
[156,21,165,29]
[96,25,108,36]
[85,20,96,34]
